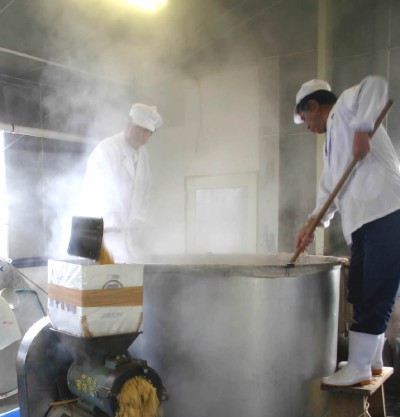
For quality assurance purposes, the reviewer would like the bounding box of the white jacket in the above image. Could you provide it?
[78,132,151,261]
[311,75,400,244]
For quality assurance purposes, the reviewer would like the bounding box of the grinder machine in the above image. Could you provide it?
[16,217,168,417]
[17,317,167,417]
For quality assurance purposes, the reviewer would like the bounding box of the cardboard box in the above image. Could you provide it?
[48,259,143,337]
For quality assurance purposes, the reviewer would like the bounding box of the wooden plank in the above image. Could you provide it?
[368,385,387,417]
[327,392,366,417]
[321,367,393,396]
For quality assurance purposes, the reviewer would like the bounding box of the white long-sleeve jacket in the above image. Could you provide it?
[78,132,151,261]
[311,75,400,244]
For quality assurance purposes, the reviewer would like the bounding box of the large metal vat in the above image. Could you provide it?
[131,253,343,417]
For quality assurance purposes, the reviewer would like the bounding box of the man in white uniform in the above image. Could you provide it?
[79,103,163,262]
[294,76,400,386]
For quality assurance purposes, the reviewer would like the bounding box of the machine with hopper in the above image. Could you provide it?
[16,217,168,417]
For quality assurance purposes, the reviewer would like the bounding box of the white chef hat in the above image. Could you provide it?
[293,79,331,124]
[129,103,163,132]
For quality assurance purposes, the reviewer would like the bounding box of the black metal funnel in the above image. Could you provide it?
[50,328,141,365]
[67,216,104,260]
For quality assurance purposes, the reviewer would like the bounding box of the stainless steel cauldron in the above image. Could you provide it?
[131,253,343,417]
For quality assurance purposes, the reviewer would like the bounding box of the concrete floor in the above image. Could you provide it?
[0,388,399,417]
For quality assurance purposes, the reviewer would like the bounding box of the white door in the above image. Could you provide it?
[185,172,257,253]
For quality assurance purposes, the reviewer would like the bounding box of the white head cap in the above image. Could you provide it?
[293,79,331,124]
[129,103,163,132]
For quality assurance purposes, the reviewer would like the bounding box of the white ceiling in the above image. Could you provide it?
[0,0,270,85]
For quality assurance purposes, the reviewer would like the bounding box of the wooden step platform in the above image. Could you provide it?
[321,366,394,417]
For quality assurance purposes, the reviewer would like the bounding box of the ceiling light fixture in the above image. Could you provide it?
[126,0,167,11]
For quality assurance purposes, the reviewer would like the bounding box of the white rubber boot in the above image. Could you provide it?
[370,332,384,375]
[322,331,379,387]
[337,333,384,375]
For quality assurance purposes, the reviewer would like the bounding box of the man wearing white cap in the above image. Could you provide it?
[79,103,163,262]
[294,75,400,387]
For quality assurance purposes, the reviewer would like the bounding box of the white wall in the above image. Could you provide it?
[146,61,280,255]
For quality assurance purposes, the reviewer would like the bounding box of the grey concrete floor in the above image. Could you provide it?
[0,389,399,417]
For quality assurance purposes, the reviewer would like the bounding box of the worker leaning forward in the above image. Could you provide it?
[293,75,400,386]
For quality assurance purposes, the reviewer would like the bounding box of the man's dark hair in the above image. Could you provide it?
[296,90,338,113]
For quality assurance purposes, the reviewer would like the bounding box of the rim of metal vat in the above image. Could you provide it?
[140,253,347,278]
